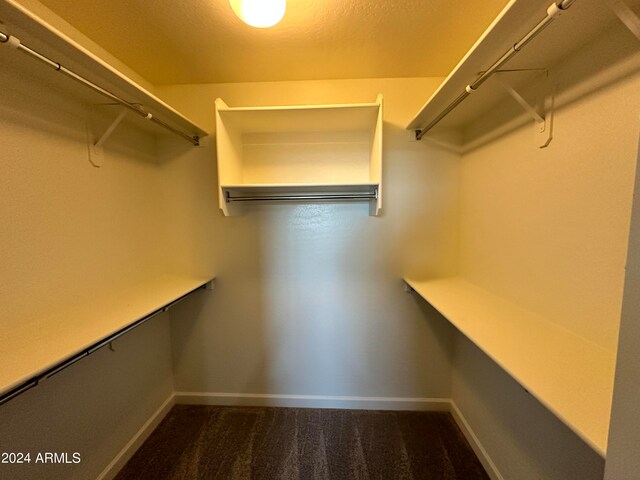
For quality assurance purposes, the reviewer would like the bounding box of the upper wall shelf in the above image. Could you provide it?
[406,0,640,151]
[0,0,208,146]
[405,277,616,457]
[215,96,384,216]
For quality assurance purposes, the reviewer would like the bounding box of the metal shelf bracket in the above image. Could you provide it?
[608,0,640,41]
[88,105,128,167]
[494,70,554,148]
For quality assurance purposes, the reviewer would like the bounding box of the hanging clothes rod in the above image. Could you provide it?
[0,281,209,407]
[0,30,200,146]
[225,191,378,203]
[414,0,577,140]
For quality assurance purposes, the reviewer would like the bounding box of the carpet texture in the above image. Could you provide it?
[115,405,489,479]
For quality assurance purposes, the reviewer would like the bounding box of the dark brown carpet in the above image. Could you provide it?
[115,405,489,480]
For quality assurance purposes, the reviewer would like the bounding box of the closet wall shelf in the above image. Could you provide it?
[404,277,615,457]
[0,275,215,407]
[216,96,383,216]
[0,0,208,146]
[406,0,640,150]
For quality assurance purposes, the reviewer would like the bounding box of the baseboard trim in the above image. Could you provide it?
[96,393,175,480]
[97,393,501,480]
[450,400,503,480]
[174,391,451,411]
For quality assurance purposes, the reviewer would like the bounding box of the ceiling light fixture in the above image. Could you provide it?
[229,0,286,28]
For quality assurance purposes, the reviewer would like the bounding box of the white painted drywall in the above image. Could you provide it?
[453,336,606,480]
[0,317,174,480]
[157,78,460,402]
[452,26,640,480]
[604,130,640,480]
[458,28,640,353]
[0,37,175,479]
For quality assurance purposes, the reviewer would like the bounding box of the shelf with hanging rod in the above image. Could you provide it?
[0,275,215,407]
[406,0,640,152]
[0,0,208,146]
[215,96,384,216]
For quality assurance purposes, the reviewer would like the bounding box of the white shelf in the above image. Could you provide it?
[406,0,639,149]
[0,0,208,144]
[405,277,615,457]
[0,275,214,400]
[216,96,383,216]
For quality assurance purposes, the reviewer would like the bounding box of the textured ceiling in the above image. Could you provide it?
[36,0,508,85]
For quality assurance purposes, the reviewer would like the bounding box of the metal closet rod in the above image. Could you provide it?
[225,191,378,202]
[415,0,577,140]
[0,30,200,146]
[0,282,209,407]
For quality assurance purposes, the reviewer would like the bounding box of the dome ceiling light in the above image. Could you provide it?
[229,0,286,28]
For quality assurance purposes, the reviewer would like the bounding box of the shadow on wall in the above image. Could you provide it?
[0,316,174,480]
[168,91,460,401]
[453,335,606,480]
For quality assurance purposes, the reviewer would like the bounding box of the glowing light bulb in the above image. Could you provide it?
[229,0,286,28]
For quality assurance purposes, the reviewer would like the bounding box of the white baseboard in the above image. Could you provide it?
[174,391,451,411]
[96,393,175,480]
[98,393,501,480]
[450,400,503,480]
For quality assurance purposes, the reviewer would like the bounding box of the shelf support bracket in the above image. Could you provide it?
[88,105,128,167]
[95,108,128,148]
[608,0,640,41]
[494,70,553,148]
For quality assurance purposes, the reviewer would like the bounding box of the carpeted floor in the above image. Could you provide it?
[115,405,489,480]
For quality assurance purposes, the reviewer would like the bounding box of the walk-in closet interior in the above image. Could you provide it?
[1,0,639,478]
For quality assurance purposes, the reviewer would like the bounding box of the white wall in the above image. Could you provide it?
[458,27,640,352]
[157,78,461,404]
[451,26,640,480]
[0,316,174,480]
[0,33,176,479]
[453,337,606,480]
[604,130,640,480]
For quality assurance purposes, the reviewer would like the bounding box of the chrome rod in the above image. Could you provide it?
[0,380,38,407]
[226,193,378,203]
[0,282,209,407]
[415,0,576,140]
[0,30,199,146]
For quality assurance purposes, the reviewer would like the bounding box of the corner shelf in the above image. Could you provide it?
[0,275,215,405]
[215,96,383,216]
[405,277,615,457]
[0,0,208,146]
[406,0,640,151]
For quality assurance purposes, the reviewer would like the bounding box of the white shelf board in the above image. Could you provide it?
[0,275,214,398]
[406,0,639,135]
[217,102,381,134]
[0,0,208,141]
[405,276,615,456]
[216,96,383,216]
